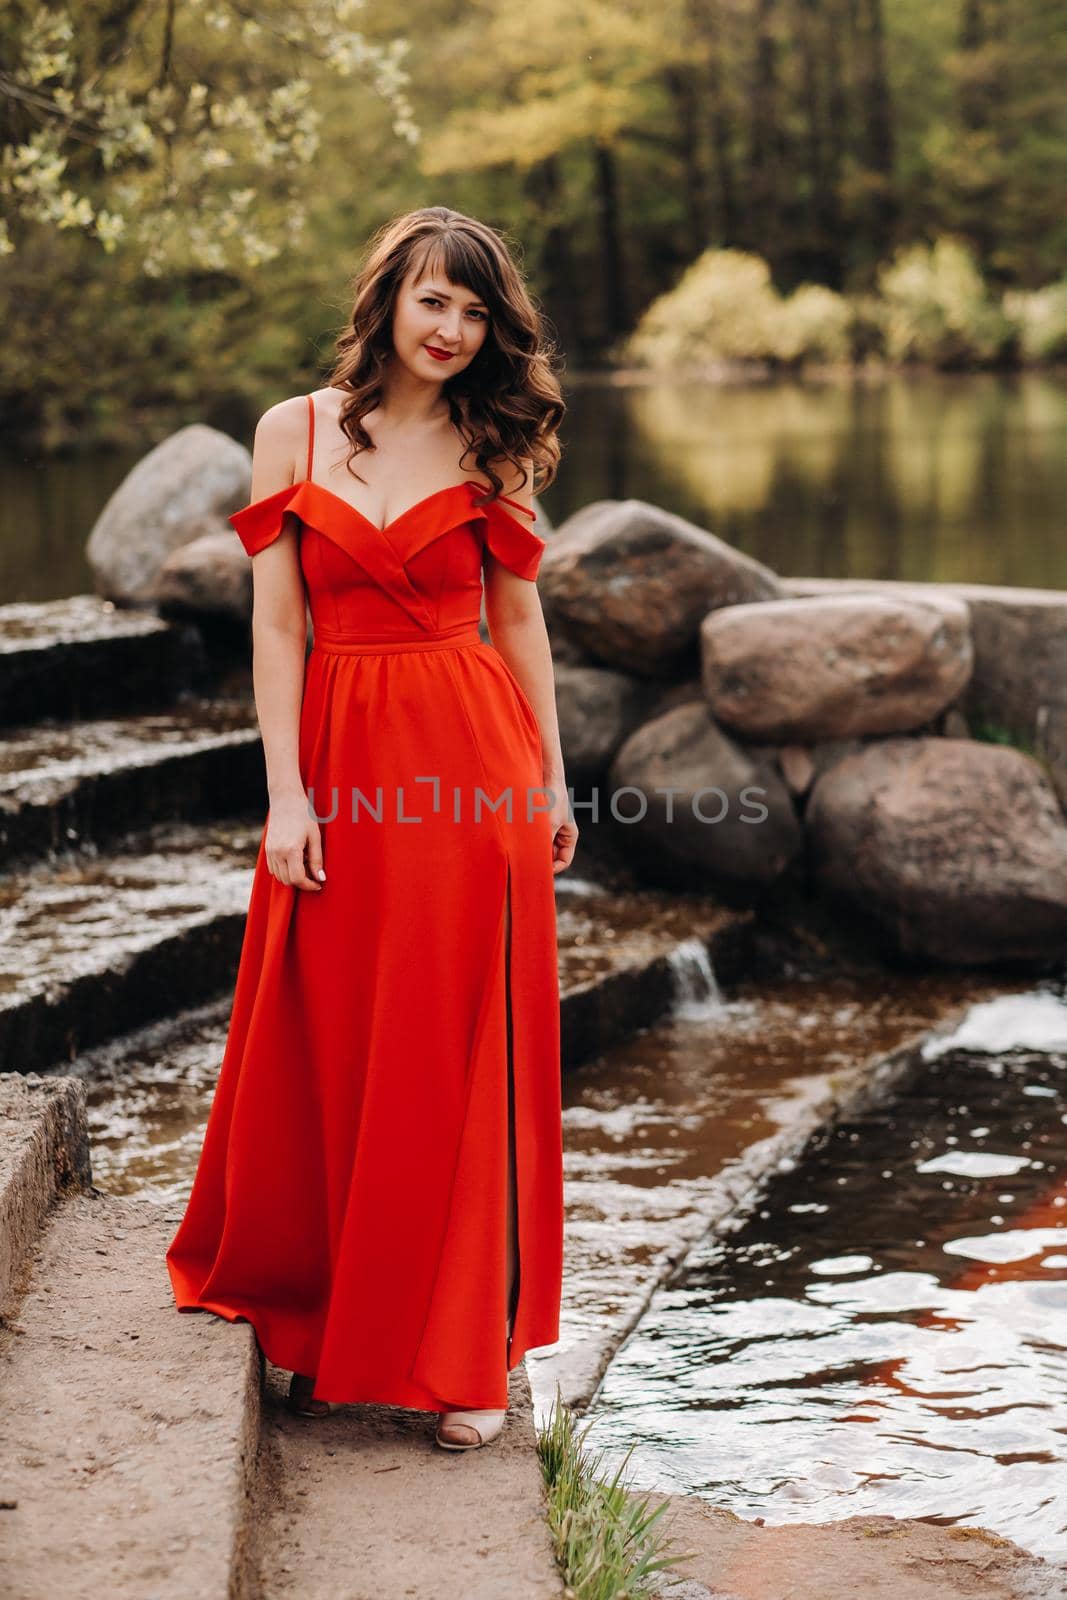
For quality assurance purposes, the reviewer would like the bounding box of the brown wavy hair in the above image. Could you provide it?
[323,206,565,509]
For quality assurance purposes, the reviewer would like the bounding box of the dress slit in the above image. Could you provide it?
[504,856,521,1369]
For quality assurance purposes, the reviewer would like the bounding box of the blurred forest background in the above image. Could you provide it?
[2,0,1066,604]
[2,0,1066,450]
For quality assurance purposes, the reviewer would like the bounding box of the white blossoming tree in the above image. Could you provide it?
[0,0,419,276]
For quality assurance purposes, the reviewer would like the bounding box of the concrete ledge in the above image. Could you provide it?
[0,1072,91,1310]
[0,1191,261,1598]
[642,1489,1054,1600]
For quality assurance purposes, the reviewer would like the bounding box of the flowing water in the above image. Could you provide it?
[574,986,1067,1564]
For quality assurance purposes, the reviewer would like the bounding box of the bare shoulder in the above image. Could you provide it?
[253,394,308,458]
[249,395,309,498]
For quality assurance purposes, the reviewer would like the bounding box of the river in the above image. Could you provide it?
[4,370,1067,602]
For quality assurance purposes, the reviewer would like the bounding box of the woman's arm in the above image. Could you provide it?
[482,460,578,872]
[243,399,325,891]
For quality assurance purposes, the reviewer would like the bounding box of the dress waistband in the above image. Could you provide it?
[312,623,484,656]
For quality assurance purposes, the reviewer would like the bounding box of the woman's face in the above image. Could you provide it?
[390,258,491,383]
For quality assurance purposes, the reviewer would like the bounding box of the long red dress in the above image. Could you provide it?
[166,393,563,1412]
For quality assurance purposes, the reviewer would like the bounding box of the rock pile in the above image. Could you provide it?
[539,499,1067,969]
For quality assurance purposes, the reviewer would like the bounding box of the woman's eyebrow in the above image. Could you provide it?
[424,284,488,309]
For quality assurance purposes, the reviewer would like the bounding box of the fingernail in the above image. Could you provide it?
[317,869,326,881]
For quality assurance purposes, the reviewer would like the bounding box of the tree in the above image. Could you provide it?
[0,0,418,275]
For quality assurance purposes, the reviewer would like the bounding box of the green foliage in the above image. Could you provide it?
[625,249,853,369]
[924,0,1067,283]
[625,237,1065,373]
[537,1385,693,1600]
[774,285,854,365]
[0,222,307,449]
[0,0,418,276]
[1003,281,1067,362]
[876,237,1019,367]
[625,250,782,366]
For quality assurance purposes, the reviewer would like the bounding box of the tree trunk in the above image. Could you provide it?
[523,155,583,356]
[794,0,845,287]
[855,0,897,263]
[664,64,711,245]
[745,0,787,265]
[593,140,629,344]
[705,29,740,241]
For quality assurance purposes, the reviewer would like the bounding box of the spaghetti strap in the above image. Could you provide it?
[496,491,536,521]
[305,393,316,482]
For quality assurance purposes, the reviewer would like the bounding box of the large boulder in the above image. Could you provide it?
[806,737,1067,966]
[606,700,802,898]
[553,661,664,790]
[539,499,781,679]
[152,531,253,619]
[701,592,972,740]
[87,424,251,603]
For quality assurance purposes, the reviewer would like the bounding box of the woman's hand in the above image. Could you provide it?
[545,784,578,873]
[265,789,325,891]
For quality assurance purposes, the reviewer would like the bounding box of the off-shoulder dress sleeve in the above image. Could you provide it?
[479,494,547,581]
[229,484,301,558]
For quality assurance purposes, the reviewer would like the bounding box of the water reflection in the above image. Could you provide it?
[563,371,1067,589]
[582,988,1067,1562]
[6,372,1067,602]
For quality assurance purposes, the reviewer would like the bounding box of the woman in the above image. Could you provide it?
[166,206,577,1452]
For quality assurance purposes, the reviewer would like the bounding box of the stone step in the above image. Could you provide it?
[250,1358,563,1599]
[0,595,207,727]
[555,876,751,1066]
[0,818,262,1076]
[0,698,264,865]
[0,1073,90,1308]
[0,1184,260,1599]
[0,1083,561,1598]
[0,1081,561,1599]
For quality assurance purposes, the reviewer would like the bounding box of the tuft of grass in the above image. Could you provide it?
[536,1384,696,1600]
[963,717,1063,790]
[969,717,1039,757]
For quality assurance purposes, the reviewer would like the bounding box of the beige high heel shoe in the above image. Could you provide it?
[287,1372,340,1417]
[435,1315,513,1451]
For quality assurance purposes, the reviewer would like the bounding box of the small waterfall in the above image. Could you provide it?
[668,936,724,1020]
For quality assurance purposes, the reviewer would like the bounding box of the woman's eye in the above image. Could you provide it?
[422,297,486,321]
